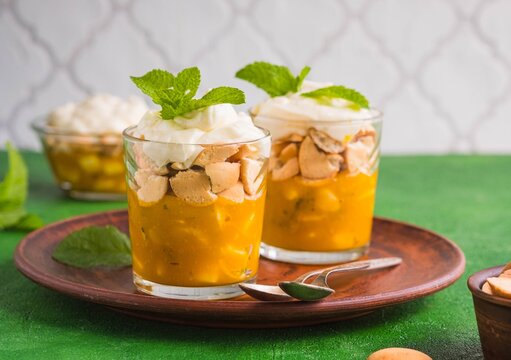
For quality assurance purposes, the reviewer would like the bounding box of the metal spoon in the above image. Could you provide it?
[279,257,402,301]
[239,261,369,301]
[239,257,400,301]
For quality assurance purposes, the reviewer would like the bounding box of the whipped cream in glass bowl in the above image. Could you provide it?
[238,62,383,264]
[32,94,148,200]
[123,67,271,300]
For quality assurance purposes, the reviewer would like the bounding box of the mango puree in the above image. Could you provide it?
[127,189,265,287]
[262,171,378,252]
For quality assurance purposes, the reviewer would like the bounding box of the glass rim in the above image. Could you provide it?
[122,125,272,147]
[250,107,383,126]
[31,116,124,138]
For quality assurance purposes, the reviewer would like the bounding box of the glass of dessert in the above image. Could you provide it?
[237,62,382,264]
[124,67,271,300]
[32,95,147,200]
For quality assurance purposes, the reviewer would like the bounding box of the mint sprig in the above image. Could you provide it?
[52,225,131,268]
[0,143,43,231]
[235,61,311,97]
[131,67,245,120]
[301,85,370,109]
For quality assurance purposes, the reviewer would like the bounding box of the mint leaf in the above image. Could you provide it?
[52,225,131,269]
[0,142,27,207]
[131,67,245,120]
[175,67,200,100]
[130,69,174,102]
[235,61,311,97]
[171,87,245,119]
[195,87,245,107]
[301,85,370,109]
[296,66,311,91]
[0,143,43,231]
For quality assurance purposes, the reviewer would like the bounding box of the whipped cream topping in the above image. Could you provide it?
[252,81,380,141]
[252,81,377,121]
[47,94,148,134]
[133,104,268,167]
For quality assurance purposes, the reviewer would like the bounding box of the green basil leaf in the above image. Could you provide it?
[52,225,132,269]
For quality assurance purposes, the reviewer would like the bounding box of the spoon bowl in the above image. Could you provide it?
[278,281,334,301]
[238,264,341,301]
[238,283,291,302]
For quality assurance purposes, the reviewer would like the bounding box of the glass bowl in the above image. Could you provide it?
[32,118,127,200]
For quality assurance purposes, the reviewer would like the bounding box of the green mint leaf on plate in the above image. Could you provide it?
[301,85,370,109]
[0,143,43,231]
[235,62,311,97]
[131,67,245,120]
[52,225,132,269]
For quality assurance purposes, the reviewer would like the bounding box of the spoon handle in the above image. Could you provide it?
[311,257,402,287]
[294,262,369,283]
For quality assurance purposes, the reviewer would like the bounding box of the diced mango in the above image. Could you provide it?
[283,186,300,200]
[189,263,220,285]
[78,154,101,173]
[103,160,125,176]
[314,189,340,212]
[333,234,358,250]
[92,179,117,192]
[59,168,80,183]
[45,142,126,194]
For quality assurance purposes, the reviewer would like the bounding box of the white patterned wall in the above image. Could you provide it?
[1,0,511,153]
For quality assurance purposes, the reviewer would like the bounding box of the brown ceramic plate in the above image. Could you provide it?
[15,210,465,328]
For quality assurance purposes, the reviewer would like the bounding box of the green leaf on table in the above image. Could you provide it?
[52,225,132,269]
[15,213,44,230]
[235,61,311,97]
[0,207,27,229]
[131,67,245,120]
[0,142,27,207]
[0,143,43,231]
[301,85,370,109]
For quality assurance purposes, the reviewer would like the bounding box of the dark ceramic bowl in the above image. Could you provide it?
[468,265,511,360]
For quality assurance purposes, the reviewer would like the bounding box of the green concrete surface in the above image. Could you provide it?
[2,152,510,359]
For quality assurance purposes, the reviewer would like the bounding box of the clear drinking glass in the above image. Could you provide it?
[32,119,126,200]
[254,112,382,264]
[123,126,271,300]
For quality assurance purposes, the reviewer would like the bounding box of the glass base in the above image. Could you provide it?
[133,273,255,300]
[260,242,369,265]
[61,187,126,201]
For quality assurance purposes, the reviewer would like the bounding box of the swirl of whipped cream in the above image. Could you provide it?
[47,94,148,134]
[133,104,268,167]
[252,81,380,141]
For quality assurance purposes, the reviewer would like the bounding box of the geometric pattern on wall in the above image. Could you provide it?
[1,0,511,153]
